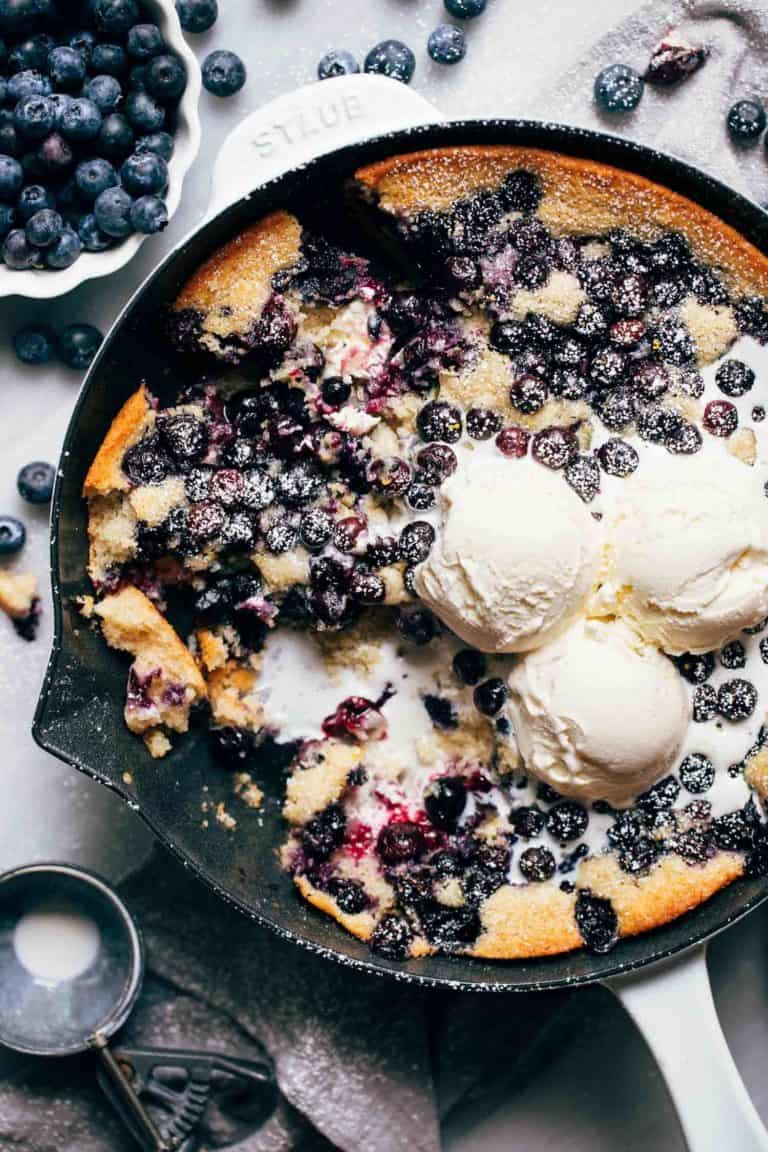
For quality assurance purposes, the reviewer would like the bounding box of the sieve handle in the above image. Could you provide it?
[605,944,768,1152]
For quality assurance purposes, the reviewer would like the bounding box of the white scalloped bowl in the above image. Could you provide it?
[0,0,201,299]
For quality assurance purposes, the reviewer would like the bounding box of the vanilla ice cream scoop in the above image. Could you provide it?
[415,453,603,654]
[596,446,768,656]
[508,617,689,804]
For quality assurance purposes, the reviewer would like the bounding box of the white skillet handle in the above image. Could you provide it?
[209,74,443,217]
[605,944,768,1152]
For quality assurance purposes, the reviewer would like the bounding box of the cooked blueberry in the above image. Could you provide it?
[202,49,245,96]
[176,0,217,32]
[519,846,556,882]
[594,387,634,432]
[595,438,638,480]
[727,99,766,144]
[414,446,455,489]
[332,516,365,553]
[610,318,646,347]
[589,345,626,387]
[679,753,715,794]
[210,725,253,766]
[753,406,766,422]
[276,461,323,507]
[264,518,299,554]
[496,426,530,458]
[60,97,102,141]
[574,300,609,340]
[428,24,466,65]
[186,499,225,542]
[531,427,578,470]
[0,515,25,555]
[692,683,718,722]
[221,510,256,550]
[396,605,438,646]
[636,404,681,444]
[349,567,386,604]
[368,455,412,495]
[720,640,746,670]
[399,520,435,564]
[488,319,525,356]
[607,810,642,850]
[564,454,600,503]
[16,459,54,503]
[417,400,462,443]
[377,821,424,864]
[326,877,367,915]
[717,678,757,721]
[665,421,702,456]
[575,890,618,953]
[547,801,588,842]
[59,323,102,369]
[365,536,400,568]
[452,647,486,685]
[370,913,412,960]
[320,376,350,406]
[638,774,680,813]
[675,651,714,684]
[465,407,502,440]
[712,803,759,851]
[618,837,659,875]
[405,482,435,511]
[423,695,458,731]
[716,359,754,397]
[299,507,333,550]
[157,413,207,463]
[92,42,128,75]
[473,677,507,716]
[208,468,244,509]
[45,226,81,269]
[303,802,346,860]
[703,400,738,437]
[125,89,165,131]
[594,63,644,113]
[14,323,54,363]
[317,49,359,79]
[129,194,167,234]
[509,373,547,414]
[364,39,415,83]
[99,112,134,159]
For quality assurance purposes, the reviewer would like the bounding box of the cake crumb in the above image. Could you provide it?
[215,801,237,830]
[144,729,172,759]
[727,428,757,466]
[233,772,264,809]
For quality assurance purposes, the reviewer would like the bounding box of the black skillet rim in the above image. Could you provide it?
[33,117,768,992]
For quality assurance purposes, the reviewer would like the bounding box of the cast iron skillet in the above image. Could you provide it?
[33,110,768,996]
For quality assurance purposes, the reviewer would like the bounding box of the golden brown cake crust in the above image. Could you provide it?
[355,145,768,298]
[83,384,153,498]
[170,210,303,355]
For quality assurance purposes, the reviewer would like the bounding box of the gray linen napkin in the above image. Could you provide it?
[4,3,768,1149]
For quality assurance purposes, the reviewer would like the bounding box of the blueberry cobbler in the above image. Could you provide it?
[84,145,768,962]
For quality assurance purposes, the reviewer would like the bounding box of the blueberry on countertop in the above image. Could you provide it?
[364,40,415,84]
[14,324,55,363]
[176,0,218,33]
[428,24,466,65]
[0,515,25,555]
[594,63,644,113]
[59,322,103,369]
[129,193,167,233]
[727,99,766,144]
[318,49,360,80]
[17,460,55,503]
[202,49,245,96]
[444,0,487,17]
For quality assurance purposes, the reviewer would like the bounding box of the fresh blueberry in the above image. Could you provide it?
[98,112,134,159]
[45,225,81,268]
[127,23,163,59]
[75,157,117,203]
[60,97,102,141]
[128,63,147,90]
[129,193,166,233]
[16,182,51,219]
[424,776,466,831]
[2,227,35,267]
[473,677,508,716]
[0,201,13,235]
[67,29,96,63]
[77,212,112,251]
[452,648,486,685]
[9,33,54,72]
[48,93,74,129]
[14,324,54,363]
[91,42,128,75]
[7,71,50,104]
[59,322,103,369]
[427,24,466,65]
[94,184,133,236]
[0,153,22,199]
[202,49,245,96]
[175,0,217,32]
[318,49,359,80]
[444,0,486,16]
[145,52,186,102]
[134,129,173,159]
[17,460,54,503]
[0,111,19,157]
[94,0,140,35]
[594,63,644,113]
[0,515,25,555]
[47,46,86,90]
[364,40,415,84]
[717,679,758,721]
[679,753,715,794]
[120,149,167,195]
[36,132,73,174]
[25,207,61,246]
[124,89,164,130]
[84,74,123,113]
[519,846,556,882]
[727,99,766,144]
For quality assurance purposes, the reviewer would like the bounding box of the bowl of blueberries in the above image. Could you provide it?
[0,0,201,297]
